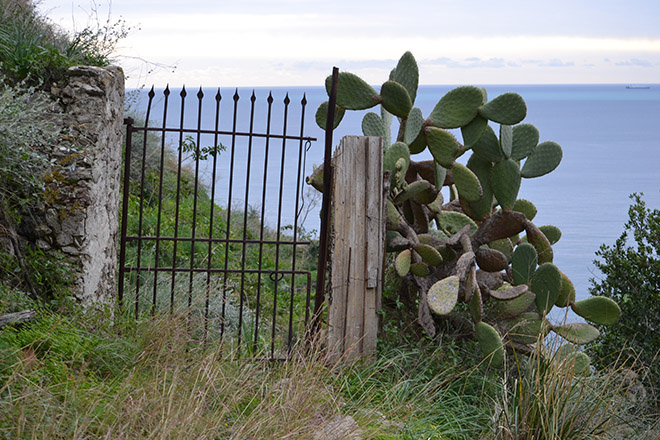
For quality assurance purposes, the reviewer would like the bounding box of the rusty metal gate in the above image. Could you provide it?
[118,85,320,359]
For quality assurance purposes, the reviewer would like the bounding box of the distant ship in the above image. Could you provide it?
[626,85,651,89]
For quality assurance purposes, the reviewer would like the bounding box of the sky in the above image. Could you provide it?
[38,0,660,88]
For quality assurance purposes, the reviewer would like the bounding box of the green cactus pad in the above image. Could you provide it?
[384,142,410,175]
[465,155,494,220]
[429,86,484,129]
[500,125,513,158]
[426,127,460,168]
[490,284,529,301]
[361,112,386,138]
[472,125,505,162]
[531,262,562,316]
[553,323,600,345]
[489,238,514,261]
[427,275,460,315]
[410,262,430,277]
[438,211,478,236]
[415,244,443,266]
[521,141,563,178]
[434,163,448,190]
[554,344,591,376]
[571,297,621,325]
[492,291,536,319]
[511,124,539,160]
[475,246,509,272]
[395,249,411,277]
[381,105,393,147]
[461,115,488,149]
[326,72,380,110]
[404,107,424,146]
[393,180,432,205]
[408,131,427,154]
[512,243,538,286]
[539,224,562,245]
[512,199,538,221]
[427,192,444,214]
[478,92,527,125]
[315,101,345,130]
[381,80,413,118]
[452,163,483,202]
[491,159,521,210]
[393,51,419,104]
[386,199,404,231]
[508,312,549,344]
[524,220,554,264]
[414,186,438,205]
[468,286,483,322]
[555,271,576,307]
[475,321,504,368]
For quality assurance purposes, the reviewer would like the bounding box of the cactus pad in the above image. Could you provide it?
[500,124,513,158]
[475,321,504,368]
[512,199,538,221]
[554,344,591,376]
[489,238,514,261]
[475,246,509,272]
[478,92,527,125]
[531,262,562,316]
[512,243,538,286]
[438,211,478,236]
[393,51,419,104]
[404,107,424,145]
[553,323,600,345]
[461,115,489,149]
[410,262,430,277]
[555,271,576,307]
[393,180,433,205]
[315,101,345,130]
[429,85,483,129]
[472,125,504,162]
[426,127,460,168]
[490,159,521,210]
[492,291,536,319]
[384,142,410,175]
[508,312,549,344]
[490,283,529,301]
[381,80,413,117]
[521,141,563,178]
[524,220,554,264]
[326,72,380,110]
[361,112,386,138]
[415,244,443,266]
[539,224,562,245]
[511,123,539,160]
[395,249,411,277]
[468,285,483,322]
[452,163,483,202]
[427,275,459,315]
[571,297,621,325]
[465,155,494,220]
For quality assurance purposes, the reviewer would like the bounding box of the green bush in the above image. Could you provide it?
[587,193,660,407]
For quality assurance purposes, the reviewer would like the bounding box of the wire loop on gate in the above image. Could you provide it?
[269,272,285,283]
[297,139,314,221]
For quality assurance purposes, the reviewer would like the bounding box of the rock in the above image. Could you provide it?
[312,415,363,440]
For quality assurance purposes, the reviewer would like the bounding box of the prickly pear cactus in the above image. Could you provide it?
[309,52,621,369]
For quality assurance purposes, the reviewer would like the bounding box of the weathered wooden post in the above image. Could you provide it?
[327,136,385,363]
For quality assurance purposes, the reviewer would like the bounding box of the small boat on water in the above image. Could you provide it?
[626,85,651,89]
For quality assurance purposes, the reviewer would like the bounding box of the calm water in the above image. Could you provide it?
[131,84,660,304]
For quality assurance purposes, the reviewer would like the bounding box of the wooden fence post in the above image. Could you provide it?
[327,136,385,364]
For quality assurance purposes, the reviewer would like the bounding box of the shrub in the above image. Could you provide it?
[587,193,660,408]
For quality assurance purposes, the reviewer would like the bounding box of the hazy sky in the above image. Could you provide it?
[38,0,660,87]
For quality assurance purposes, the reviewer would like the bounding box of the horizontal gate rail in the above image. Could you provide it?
[119,85,318,360]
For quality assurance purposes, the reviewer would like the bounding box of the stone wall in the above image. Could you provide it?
[30,66,124,306]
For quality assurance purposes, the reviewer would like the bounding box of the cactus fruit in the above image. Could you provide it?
[311,52,619,368]
[571,297,621,325]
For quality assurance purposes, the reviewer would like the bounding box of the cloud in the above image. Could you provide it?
[540,59,575,67]
[425,57,510,69]
[615,58,653,67]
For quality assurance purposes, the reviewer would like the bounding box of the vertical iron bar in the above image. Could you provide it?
[312,67,339,335]
[153,86,171,313]
[220,90,240,346]
[237,91,257,352]
[287,94,307,353]
[204,89,222,342]
[188,88,204,321]
[118,117,134,308]
[135,87,155,319]
[271,93,290,359]
[253,92,274,353]
[168,86,188,315]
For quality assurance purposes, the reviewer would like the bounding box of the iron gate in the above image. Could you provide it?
[118,85,319,359]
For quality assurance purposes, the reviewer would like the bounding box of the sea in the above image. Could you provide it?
[130,84,660,308]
